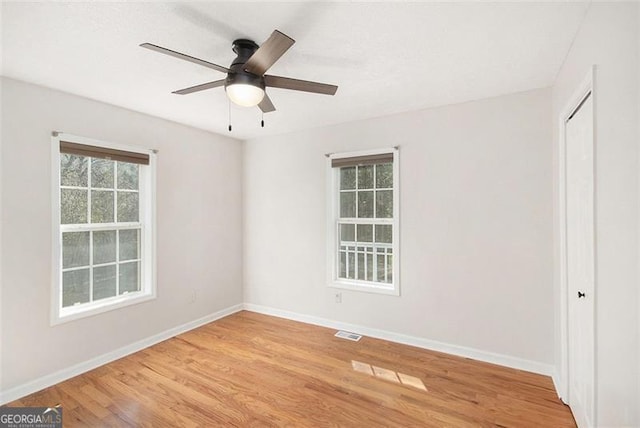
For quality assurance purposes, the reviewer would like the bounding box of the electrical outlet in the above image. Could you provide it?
[335,292,342,303]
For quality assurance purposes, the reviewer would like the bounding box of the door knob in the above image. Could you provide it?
[578,291,586,298]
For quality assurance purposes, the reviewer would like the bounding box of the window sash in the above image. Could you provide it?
[61,222,142,232]
[60,226,143,307]
[336,218,393,283]
[338,163,393,219]
[60,153,141,226]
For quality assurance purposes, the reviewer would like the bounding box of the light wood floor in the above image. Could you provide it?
[9,311,575,427]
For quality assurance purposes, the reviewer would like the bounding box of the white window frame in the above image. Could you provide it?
[326,147,400,296]
[50,132,157,325]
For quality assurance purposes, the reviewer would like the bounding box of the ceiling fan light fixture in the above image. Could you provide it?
[142,29,338,117]
[226,83,265,107]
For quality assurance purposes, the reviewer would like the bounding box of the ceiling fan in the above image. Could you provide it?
[140,30,338,114]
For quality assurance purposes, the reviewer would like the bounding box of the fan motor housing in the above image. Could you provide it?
[226,39,265,90]
[231,39,259,67]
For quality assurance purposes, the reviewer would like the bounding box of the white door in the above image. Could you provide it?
[565,93,595,427]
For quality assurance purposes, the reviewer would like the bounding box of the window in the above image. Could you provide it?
[327,149,399,295]
[51,133,156,324]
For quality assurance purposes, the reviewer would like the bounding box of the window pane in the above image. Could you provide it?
[357,253,365,280]
[376,190,393,218]
[62,232,89,269]
[340,223,355,242]
[340,167,356,190]
[93,230,116,264]
[366,253,374,281]
[357,191,374,218]
[339,252,346,278]
[91,158,114,189]
[340,192,356,218]
[60,154,88,187]
[94,265,117,301]
[119,261,140,294]
[358,165,374,189]
[91,190,114,223]
[117,192,139,222]
[117,162,139,190]
[347,252,355,279]
[375,225,393,243]
[61,189,88,224]
[357,224,373,242]
[377,254,386,283]
[119,229,140,261]
[387,254,393,283]
[62,269,90,307]
[376,163,393,189]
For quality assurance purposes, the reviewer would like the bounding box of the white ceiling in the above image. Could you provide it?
[1,1,589,140]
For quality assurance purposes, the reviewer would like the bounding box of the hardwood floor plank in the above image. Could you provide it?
[4,311,575,427]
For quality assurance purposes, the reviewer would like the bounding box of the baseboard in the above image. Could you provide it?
[243,303,555,377]
[0,303,243,405]
[552,371,568,404]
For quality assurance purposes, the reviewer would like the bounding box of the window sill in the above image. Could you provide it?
[329,280,399,296]
[51,291,156,326]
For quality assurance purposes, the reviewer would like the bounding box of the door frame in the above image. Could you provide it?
[557,65,596,425]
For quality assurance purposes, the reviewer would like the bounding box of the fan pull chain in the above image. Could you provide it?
[228,99,232,132]
[261,111,265,128]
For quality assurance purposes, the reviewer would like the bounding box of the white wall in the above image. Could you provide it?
[551,2,639,426]
[244,88,554,368]
[0,78,243,393]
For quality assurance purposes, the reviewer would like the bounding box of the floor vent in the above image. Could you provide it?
[335,330,362,341]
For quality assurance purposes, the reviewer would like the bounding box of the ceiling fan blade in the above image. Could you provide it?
[140,43,229,74]
[172,79,226,95]
[244,30,295,76]
[258,93,276,113]
[264,75,338,96]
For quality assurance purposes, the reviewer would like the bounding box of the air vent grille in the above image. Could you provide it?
[335,330,362,341]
